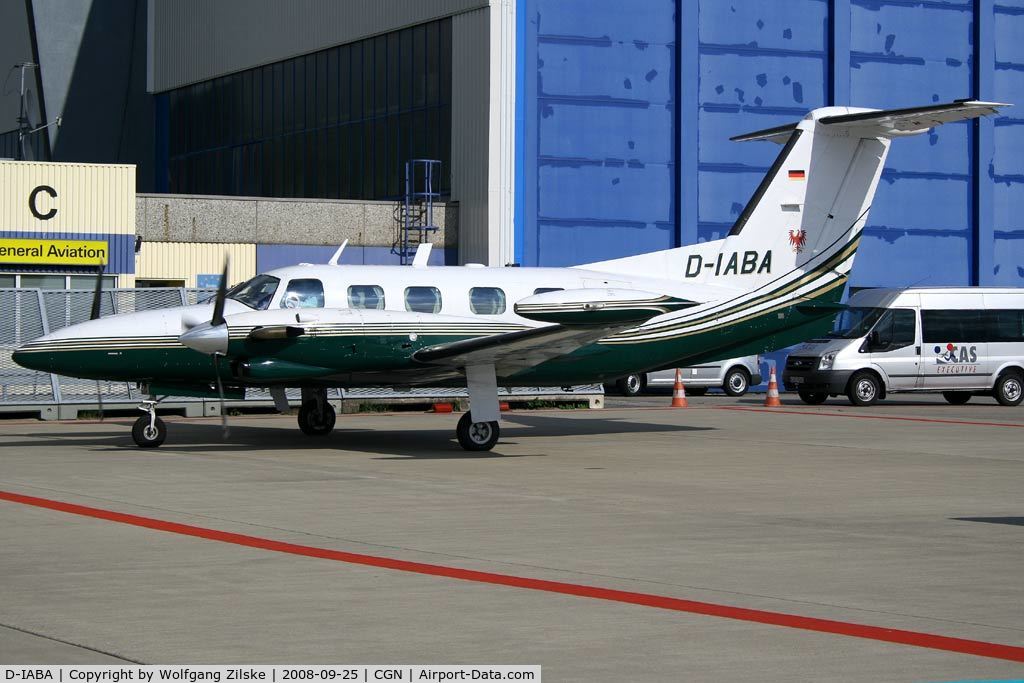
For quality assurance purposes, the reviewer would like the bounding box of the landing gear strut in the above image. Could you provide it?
[298,388,336,436]
[458,364,501,452]
[132,399,167,448]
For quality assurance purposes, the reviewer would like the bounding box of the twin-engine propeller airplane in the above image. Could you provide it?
[13,100,1008,450]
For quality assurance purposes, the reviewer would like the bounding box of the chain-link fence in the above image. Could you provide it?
[0,287,602,415]
[0,287,218,407]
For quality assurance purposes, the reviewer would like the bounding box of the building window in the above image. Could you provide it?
[405,286,441,313]
[1,274,117,290]
[167,18,452,201]
[469,287,506,315]
[347,284,385,310]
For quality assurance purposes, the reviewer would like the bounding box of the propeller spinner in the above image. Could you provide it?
[179,256,230,355]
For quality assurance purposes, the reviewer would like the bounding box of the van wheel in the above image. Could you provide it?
[847,372,880,406]
[722,368,750,397]
[797,388,828,405]
[616,374,645,396]
[994,372,1023,407]
[942,391,972,405]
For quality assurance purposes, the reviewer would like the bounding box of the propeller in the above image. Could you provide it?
[179,255,231,355]
[177,255,232,438]
[212,353,229,439]
[89,262,106,420]
[212,256,231,438]
[211,256,229,327]
[89,261,106,320]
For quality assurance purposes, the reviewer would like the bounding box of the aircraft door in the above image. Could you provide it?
[866,308,921,390]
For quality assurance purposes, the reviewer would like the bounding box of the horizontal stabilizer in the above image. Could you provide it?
[732,100,1010,144]
[795,300,847,315]
[818,99,1009,133]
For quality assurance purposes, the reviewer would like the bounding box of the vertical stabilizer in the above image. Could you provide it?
[581,100,1009,292]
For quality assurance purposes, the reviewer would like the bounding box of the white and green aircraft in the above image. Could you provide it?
[13,100,1008,450]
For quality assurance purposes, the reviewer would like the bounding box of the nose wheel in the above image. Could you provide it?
[456,412,500,451]
[298,391,336,436]
[132,400,167,448]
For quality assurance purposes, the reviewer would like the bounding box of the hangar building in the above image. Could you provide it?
[0,0,1021,289]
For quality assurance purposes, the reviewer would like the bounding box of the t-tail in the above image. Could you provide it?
[582,100,1009,291]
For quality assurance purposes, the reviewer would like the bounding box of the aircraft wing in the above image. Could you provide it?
[412,322,622,376]
[413,288,697,377]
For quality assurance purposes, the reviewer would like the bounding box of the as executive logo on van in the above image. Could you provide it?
[934,343,978,374]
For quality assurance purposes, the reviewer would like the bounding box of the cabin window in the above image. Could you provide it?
[469,287,506,315]
[533,287,563,295]
[227,274,280,310]
[405,286,442,313]
[348,285,385,310]
[280,278,325,308]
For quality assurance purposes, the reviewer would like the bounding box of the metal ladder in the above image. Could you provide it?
[395,159,441,265]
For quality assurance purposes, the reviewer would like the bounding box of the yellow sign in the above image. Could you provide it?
[0,238,108,266]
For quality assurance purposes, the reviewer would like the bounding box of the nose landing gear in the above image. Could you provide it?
[298,388,336,436]
[132,400,167,448]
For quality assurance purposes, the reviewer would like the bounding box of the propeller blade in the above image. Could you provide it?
[95,380,104,422]
[89,262,106,320]
[212,354,230,439]
[211,255,230,327]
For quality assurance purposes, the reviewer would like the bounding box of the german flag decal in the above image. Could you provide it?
[788,169,806,180]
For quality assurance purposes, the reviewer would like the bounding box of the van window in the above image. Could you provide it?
[348,285,385,310]
[922,310,984,343]
[873,308,915,349]
[984,310,1024,342]
[405,286,442,313]
[279,279,324,308]
[469,287,506,315]
[830,307,886,339]
[533,287,563,295]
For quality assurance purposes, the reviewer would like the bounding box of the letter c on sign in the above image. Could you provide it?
[29,185,58,220]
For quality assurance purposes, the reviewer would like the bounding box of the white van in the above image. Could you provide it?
[782,288,1024,407]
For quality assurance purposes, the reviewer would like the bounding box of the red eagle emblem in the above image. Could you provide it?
[788,229,807,253]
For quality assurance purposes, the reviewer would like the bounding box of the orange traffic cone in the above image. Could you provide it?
[671,368,689,408]
[764,366,783,407]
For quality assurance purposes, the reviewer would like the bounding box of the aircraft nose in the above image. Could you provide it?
[180,322,229,355]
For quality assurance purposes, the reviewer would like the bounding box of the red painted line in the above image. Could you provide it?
[719,405,1024,428]
[2,489,1023,663]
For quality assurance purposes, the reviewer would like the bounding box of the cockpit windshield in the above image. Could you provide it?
[829,307,886,339]
[226,274,280,310]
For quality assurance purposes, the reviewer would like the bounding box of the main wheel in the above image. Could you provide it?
[942,391,972,405]
[722,367,750,397]
[456,412,500,451]
[847,372,881,406]
[615,374,645,397]
[993,372,1023,407]
[797,388,828,405]
[132,415,167,448]
[298,400,336,436]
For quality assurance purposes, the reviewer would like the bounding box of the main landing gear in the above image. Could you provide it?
[298,388,336,436]
[132,400,167,448]
[456,412,500,451]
